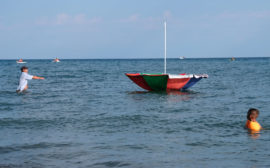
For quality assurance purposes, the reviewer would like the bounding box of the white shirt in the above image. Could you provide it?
[17,72,33,92]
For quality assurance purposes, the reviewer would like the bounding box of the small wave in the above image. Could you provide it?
[92,161,131,168]
[119,144,150,150]
[0,118,68,129]
[0,107,13,111]
[0,163,44,168]
[0,91,17,95]
[0,142,72,154]
[0,164,31,168]
[57,74,77,78]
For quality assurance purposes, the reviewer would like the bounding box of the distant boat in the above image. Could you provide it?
[16,61,27,64]
[125,22,208,91]
[16,59,26,64]
[179,56,185,60]
[53,58,60,62]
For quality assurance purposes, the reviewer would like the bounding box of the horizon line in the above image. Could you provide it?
[1,56,270,60]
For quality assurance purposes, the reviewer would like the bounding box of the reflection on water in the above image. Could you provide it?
[127,91,152,94]
[127,89,201,103]
[166,90,196,102]
[248,130,261,139]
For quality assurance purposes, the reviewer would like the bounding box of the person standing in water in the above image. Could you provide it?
[245,108,263,132]
[16,66,45,92]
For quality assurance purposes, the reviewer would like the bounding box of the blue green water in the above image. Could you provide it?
[0,58,270,168]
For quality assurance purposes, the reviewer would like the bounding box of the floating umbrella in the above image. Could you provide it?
[126,22,208,91]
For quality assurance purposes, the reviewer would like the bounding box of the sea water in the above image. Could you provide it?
[0,58,270,168]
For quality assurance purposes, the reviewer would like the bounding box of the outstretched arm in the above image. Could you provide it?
[33,76,45,80]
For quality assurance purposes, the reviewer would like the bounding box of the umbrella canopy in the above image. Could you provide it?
[126,73,208,91]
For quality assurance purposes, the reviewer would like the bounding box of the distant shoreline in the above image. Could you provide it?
[1,56,270,60]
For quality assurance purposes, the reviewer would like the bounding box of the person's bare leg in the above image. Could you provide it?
[23,85,28,91]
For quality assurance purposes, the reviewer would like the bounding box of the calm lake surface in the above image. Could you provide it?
[0,58,270,168]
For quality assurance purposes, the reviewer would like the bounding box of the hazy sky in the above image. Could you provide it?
[1,0,270,59]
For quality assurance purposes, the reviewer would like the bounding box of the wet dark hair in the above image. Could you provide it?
[247,108,259,121]
[21,66,28,72]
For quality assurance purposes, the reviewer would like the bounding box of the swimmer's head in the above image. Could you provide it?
[21,66,28,73]
[247,108,259,121]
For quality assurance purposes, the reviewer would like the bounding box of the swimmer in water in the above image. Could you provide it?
[245,108,262,132]
[16,66,45,93]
